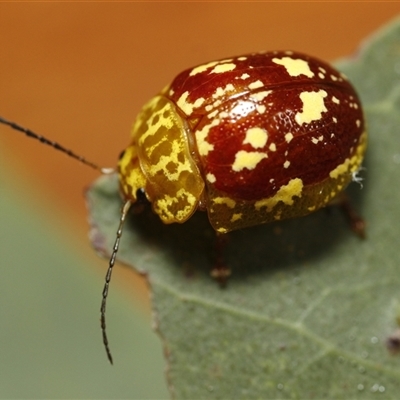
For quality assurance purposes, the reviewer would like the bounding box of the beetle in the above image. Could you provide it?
[0,50,367,364]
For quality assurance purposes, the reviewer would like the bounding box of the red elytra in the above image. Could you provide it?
[119,50,366,235]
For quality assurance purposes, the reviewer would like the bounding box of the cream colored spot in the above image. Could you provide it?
[230,213,242,223]
[196,119,220,156]
[194,97,205,108]
[295,90,328,125]
[311,135,323,144]
[213,197,236,208]
[256,105,266,114]
[248,80,264,90]
[213,84,235,99]
[285,132,294,143]
[208,109,218,119]
[269,143,276,152]
[283,160,290,168]
[332,96,340,104]
[212,99,222,109]
[329,159,351,179]
[243,127,268,149]
[272,57,314,78]
[232,150,267,172]
[318,72,325,79]
[177,91,190,112]
[250,90,272,101]
[356,120,361,128]
[240,73,250,80]
[255,178,304,211]
[189,61,219,76]
[332,116,338,123]
[319,67,326,73]
[237,56,247,61]
[206,173,216,183]
[330,74,338,81]
[211,63,236,74]
[176,92,205,115]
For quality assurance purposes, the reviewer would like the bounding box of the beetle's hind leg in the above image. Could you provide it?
[330,192,366,238]
[210,232,231,287]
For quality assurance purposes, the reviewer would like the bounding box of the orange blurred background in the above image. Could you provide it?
[1,3,399,314]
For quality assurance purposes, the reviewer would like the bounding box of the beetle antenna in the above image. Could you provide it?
[0,115,113,174]
[100,199,132,365]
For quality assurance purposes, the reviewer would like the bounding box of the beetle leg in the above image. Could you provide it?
[330,193,366,238]
[210,232,231,287]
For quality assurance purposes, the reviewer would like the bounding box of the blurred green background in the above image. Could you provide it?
[1,3,399,398]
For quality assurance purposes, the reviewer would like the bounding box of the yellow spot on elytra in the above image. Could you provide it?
[237,56,247,61]
[269,143,276,152]
[189,61,219,76]
[272,57,314,78]
[332,96,340,104]
[240,73,250,79]
[295,90,328,125]
[176,92,205,115]
[230,213,242,223]
[332,117,338,123]
[256,105,266,114]
[248,80,264,90]
[283,160,290,168]
[213,197,236,208]
[208,109,218,119]
[213,84,235,99]
[285,132,294,143]
[311,135,323,144]
[196,119,219,156]
[318,72,325,79]
[243,127,268,149]
[356,120,361,127]
[250,90,272,101]
[176,91,190,112]
[255,178,304,211]
[211,63,236,74]
[331,74,338,81]
[329,132,367,179]
[206,173,216,183]
[232,150,267,172]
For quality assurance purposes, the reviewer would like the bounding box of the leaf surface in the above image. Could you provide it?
[87,17,400,399]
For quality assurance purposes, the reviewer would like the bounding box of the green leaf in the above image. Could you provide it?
[87,17,400,399]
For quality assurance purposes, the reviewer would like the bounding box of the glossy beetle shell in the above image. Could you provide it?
[119,50,366,233]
